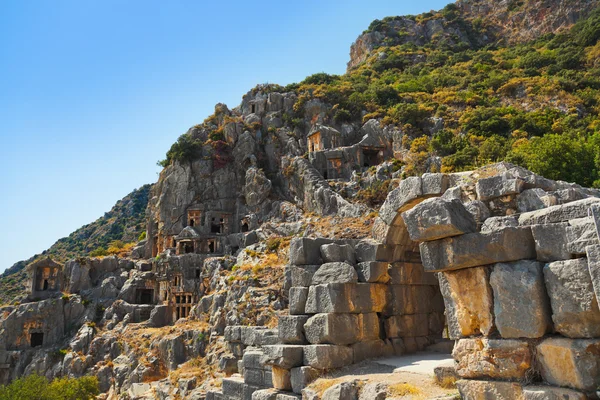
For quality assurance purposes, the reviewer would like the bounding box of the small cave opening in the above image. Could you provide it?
[208,241,215,253]
[184,243,194,254]
[189,219,195,227]
[30,332,43,348]
[42,280,49,291]
[137,289,154,305]
[195,269,201,279]
[241,222,249,233]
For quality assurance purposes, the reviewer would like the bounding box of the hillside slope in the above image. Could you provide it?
[0,184,151,304]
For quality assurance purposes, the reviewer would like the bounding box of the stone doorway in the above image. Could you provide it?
[30,332,43,348]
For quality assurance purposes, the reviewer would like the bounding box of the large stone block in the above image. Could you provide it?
[289,265,320,287]
[279,316,309,345]
[351,339,394,363]
[388,262,438,285]
[379,176,423,225]
[476,175,524,201]
[289,287,308,315]
[304,313,379,345]
[587,244,600,306]
[489,260,551,338]
[354,239,395,263]
[420,227,536,272]
[322,382,358,400]
[385,314,428,338]
[320,244,356,265]
[544,258,600,338]
[290,366,320,394]
[305,283,386,314]
[518,197,600,226]
[422,173,449,195]
[356,262,390,283]
[261,345,304,369]
[311,262,358,285]
[537,337,600,391]
[523,386,587,400]
[242,350,265,370]
[531,223,570,262]
[222,377,245,399]
[402,198,477,242]
[453,338,533,380]
[303,345,353,370]
[385,284,440,316]
[438,267,494,339]
[289,238,332,265]
[456,380,523,400]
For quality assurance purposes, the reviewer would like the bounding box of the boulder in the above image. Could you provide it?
[402,198,477,242]
[320,244,356,265]
[438,267,494,339]
[456,380,523,400]
[536,337,600,391]
[420,227,536,272]
[566,217,598,254]
[422,173,450,196]
[289,238,331,265]
[322,382,358,400]
[311,262,358,285]
[489,260,551,338]
[480,215,518,234]
[453,338,533,380]
[303,345,353,370]
[543,258,600,338]
[464,200,491,228]
[516,188,553,213]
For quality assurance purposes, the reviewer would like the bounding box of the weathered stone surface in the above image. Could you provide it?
[356,262,390,283]
[311,262,358,285]
[289,287,308,315]
[434,360,459,385]
[304,313,379,345]
[402,198,477,242]
[544,258,600,338]
[438,267,494,339]
[422,173,449,196]
[476,175,524,201]
[523,386,587,400]
[420,227,535,272]
[516,188,555,213]
[351,339,394,363]
[464,200,491,228]
[453,338,533,380]
[289,238,331,265]
[385,314,428,338]
[252,389,278,400]
[320,244,356,265]
[519,197,600,225]
[354,239,394,263]
[587,244,600,306]
[278,316,309,345]
[379,176,423,225]
[456,380,523,400]
[489,260,551,338]
[480,215,518,234]
[305,283,386,314]
[388,262,438,285]
[289,265,320,287]
[271,366,292,391]
[531,223,571,261]
[290,366,320,394]
[566,217,598,254]
[322,382,358,400]
[358,382,388,400]
[537,337,600,391]
[261,345,304,369]
[303,345,353,370]
[385,284,442,315]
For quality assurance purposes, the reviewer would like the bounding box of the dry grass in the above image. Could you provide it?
[435,375,457,389]
[388,383,422,397]
[308,378,344,395]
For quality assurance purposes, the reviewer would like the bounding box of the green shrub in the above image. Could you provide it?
[138,231,147,241]
[0,374,99,400]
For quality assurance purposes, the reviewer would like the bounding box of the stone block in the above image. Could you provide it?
[518,197,600,225]
[229,342,245,357]
[566,217,598,254]
[278,315,309,345]
[241,351,265,370]
[388,262,437,285]
[420,227,536,272]
[544,258,600,338]
[402,198,477,242]
[304,313,379,345]
[456,380,523,400]
[289,287,308,315]
[453,338,533,380]
[354,239,395,263]
[490,260,551,338]
[289,265,320,287]
[303,345,353,370]
[537,337,600,391]
[480,215,518,233]
[219,355,239,376]
[465,200,491,228]
[243,384,262,400]
[320,244,356,265]
[356,262,390,283]
[311,262,358,285]
[587,244,600,306]
[305,283,386,314]
[252,390,278,400]
[438,267,494,339]
[289,238,332,265]
[385,314,429,338]
[322,382,358,400]
[352,339,394,363]
[390,338,406,355]
[476,175,524,201]
[222,377,245,399]
[531,223,571,262]
[275,394,301,400]
[271,366,292,391]
[434,360,459,384]
[385,284,439,316]
[224,326,242,343]
[422,173,450,195]
[523,386,587,400]
[516,188,552,213]
[290,366,320,394]
[379,176,423,225]
[243,368,265,386]
[261,345,304,369]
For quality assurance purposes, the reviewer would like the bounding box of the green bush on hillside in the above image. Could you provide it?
[0,374,99,400]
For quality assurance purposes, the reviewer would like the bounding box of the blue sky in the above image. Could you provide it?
[0,0,451,272]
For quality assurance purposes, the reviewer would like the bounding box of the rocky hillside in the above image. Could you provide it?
[0,184,151,304]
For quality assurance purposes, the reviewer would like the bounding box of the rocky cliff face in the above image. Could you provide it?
[348,0,600,70]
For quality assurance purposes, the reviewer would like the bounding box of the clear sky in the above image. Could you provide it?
[0,0,452,272]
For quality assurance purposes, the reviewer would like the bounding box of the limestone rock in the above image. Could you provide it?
[278,316,309,345]
[476,175,524,201]
[261,345,304,370]
[356,262,390,283]
[456,380,523,400]
[320,244,356,265]
[480,215,518,234]
[438,267,494,339]
[311,262,358,285]
[519,197,600,225]
[543,258,600,338]
[303,345,353,370]
[244,167,272,208]
[523,386,587,400]
[453,338,533,380]
[401,198,477,242]
[379,176,423,225]
[537,337,600,391]
[531,223,571,261]
[322,382,358,400]
[304,313,379,345]
[289,287,309,315]
[305,283,387,314]
[489,260,551,338]
[420,227,536,272]
[587,244,600,307]
[290,366,320,394]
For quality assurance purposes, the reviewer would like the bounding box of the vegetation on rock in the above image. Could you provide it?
[0,374,99,400]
